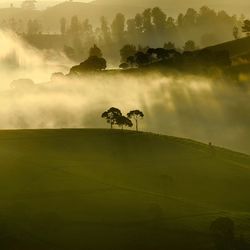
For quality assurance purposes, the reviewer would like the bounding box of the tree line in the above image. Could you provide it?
[68,41,231,75]
[61,6,244,62]
[1,5,246,63]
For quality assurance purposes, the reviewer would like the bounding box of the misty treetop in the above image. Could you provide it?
[118,44,231,70]
[66,41,231,76]
[0,5,245,63]
[61,6,243,62]
[70,55,107,74]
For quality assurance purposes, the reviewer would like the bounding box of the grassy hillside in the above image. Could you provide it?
[0,129,249,249]
[206,36,250,77]
[207,36,250,59]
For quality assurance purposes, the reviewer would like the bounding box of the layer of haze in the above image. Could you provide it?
[0,29,249,154]
[0,29,70,90]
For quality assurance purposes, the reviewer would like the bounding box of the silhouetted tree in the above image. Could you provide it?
[210,217,235,250]
[155,48,170,60]
[126,18,137,41]
[135,52,150,66]
[242,20,250,36]
[151,7,167,34]
[127,110,144,131]
[120,44,137,62]
[127,55,136,67]
[60,17,66,35]
[142,8,153,36]
[135,13,143,33]
[101,107,122,129]
[119,62,129,69]
[183,8,197,27]
[164,42,175,50]
[70,56,107,74]
[100,16,112,44]
[233,26,239,40]
[116,116,133,129]
[89,44,103,58]
[111,13,125,42]
[177,13,184,27]
[183,40,197,51]
[69,16,80,35]
[27,19,41,35]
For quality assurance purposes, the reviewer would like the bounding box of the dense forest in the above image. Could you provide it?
[0,2,246,63]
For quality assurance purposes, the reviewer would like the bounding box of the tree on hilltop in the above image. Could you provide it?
[127,110,144,132]
[120,44,137,63]
[101,107,122,129]
[116,116,133,130]
[70,56,106,74]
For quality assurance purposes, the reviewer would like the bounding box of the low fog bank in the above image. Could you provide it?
[0,73,249,154]
[0,29,71,90]
[0,29,249,154]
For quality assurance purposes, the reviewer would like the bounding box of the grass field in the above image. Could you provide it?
[0,129,249,249]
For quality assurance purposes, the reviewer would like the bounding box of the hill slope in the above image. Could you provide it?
[0,129,249,249]
[207,36,250,59]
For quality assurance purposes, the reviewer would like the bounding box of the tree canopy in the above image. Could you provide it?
[70,56,107,74]
[127,110,144,131]
[101,107,123,129]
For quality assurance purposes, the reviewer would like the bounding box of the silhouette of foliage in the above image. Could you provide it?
[127,110,144,131]
[164,42,176,50]
[60,17,66,35]
[101,107,122,129]
[242,20,250,36]
[120,44,137,63]
[89,44,103,58]
[233,26,239,40]
[70,56,107,74]
[116,116,133,129]
[111,13,125,42]
[119,62,129,69]
[183,40,197,51]
[135,52,150,66]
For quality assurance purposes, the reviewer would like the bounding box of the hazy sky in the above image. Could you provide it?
[0,0,91,9]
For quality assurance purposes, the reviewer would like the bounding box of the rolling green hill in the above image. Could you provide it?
[0,129,249,249]
[207,36,250,59]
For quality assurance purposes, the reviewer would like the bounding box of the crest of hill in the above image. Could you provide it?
[206,36,250,59]
[0,128,250,249]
